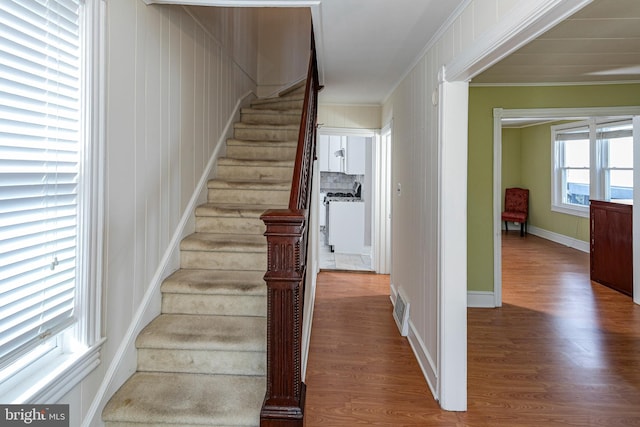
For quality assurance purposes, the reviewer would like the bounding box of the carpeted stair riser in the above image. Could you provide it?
[136,314,265,375]
[249,94,304,111]
[234,123,299,142]
[225,139,297,161]
[194,203,281,235]
[196,215,265,235]
[240,108,301,126]
[162,293,266,316]
[216,158,294,181]
[137,348,265,376]
[207,186,290,206]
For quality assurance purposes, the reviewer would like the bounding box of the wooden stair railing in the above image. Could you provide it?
[259,32,319,427]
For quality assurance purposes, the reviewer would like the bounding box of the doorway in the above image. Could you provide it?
[493,107,640,306]
[316,127,391,273]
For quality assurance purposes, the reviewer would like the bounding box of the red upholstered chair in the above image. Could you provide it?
[502,188,529,237]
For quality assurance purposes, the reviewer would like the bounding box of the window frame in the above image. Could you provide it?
[551,117,634,219]
[0,0,105,404]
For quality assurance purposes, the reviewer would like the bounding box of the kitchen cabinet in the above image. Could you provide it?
[590,200,633,297]
[319,135,366,175]
[345,136,366,175]
[319,135,343,172]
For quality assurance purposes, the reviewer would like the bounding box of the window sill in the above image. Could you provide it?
[551,204,589,218]
[0,338,105,404]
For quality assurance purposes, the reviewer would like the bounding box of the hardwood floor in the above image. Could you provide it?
[304,234,640,426]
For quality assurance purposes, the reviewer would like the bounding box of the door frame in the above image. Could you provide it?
[493,106,640,308]
[316,127,382,271]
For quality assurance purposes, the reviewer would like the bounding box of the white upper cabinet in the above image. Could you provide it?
[344,136,366,175]
[319,135,366,175]
[319,135,344,172]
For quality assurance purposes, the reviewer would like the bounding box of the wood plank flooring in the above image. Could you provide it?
[304,233,640,426]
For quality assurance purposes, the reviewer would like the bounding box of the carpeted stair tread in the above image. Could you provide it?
[136,314,265,352]
[234,122,299,131]
[217,157,294,167]
[241,107,302,116]
[195,203,284,218]
[181,233,266,252]
[250,92,303,106]
[207,179,291,190]
[240,108,301,125]
[102,372,264,426]
[161,269,266,296]
[226,138,297,147]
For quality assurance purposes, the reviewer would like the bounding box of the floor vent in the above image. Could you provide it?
[393,290,410,336]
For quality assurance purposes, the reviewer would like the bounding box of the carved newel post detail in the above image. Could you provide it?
[260,209,307,427]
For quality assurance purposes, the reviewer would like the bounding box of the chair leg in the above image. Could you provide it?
[504,221,508,233]
[520,222,524,237]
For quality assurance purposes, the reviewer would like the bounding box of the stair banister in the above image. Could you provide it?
[259,32,319,427]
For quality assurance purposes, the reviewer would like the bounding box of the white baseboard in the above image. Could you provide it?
[407,321,438,399]
[527,225,589,253]
[82,91,255,427]
[389,282,438,399]
[467,291,496,308]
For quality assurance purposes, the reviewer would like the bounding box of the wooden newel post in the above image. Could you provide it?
[260,209,308,427]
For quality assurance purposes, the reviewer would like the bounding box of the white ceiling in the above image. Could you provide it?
[313,0,465,105]
[473,0,640,85]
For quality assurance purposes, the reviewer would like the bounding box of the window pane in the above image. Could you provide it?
[608,136,633,169]
[609,170,633,201]
[564,139,589,168]
[565,169,590,206]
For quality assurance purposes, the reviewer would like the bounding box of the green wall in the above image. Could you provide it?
[502,127,522,203]
[468,84,640,292]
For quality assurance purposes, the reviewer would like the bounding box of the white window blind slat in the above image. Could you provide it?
[0,0,81,369]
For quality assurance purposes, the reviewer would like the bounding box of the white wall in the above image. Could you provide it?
[62,2,259,425]
[318,104,381,129]
[257,7,311,97]
[382,0,585,411]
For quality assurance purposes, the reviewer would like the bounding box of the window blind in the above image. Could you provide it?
[0,0,81,368]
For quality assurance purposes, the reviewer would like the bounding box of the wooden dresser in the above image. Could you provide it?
[590,200,633,296]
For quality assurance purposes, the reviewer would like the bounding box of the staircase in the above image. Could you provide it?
[102,85,305,427]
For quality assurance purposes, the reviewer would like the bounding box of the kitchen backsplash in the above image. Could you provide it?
[320,172,364,193]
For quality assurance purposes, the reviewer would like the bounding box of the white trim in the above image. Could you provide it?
[81,91,253,427]
[447,0,592,82]
[493,106,640,309]
[467,291,495,308]
[527,225,589,253]
[317,126,378,136]
[390,288,438,398]
[493,109,503,308]
[373,123,392,274]
[29,339,105,404]
[407,320,438,399]
[145,0,320,5]
[550,204,589,218]
[437,77,468,411]
[471,80,640,88]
